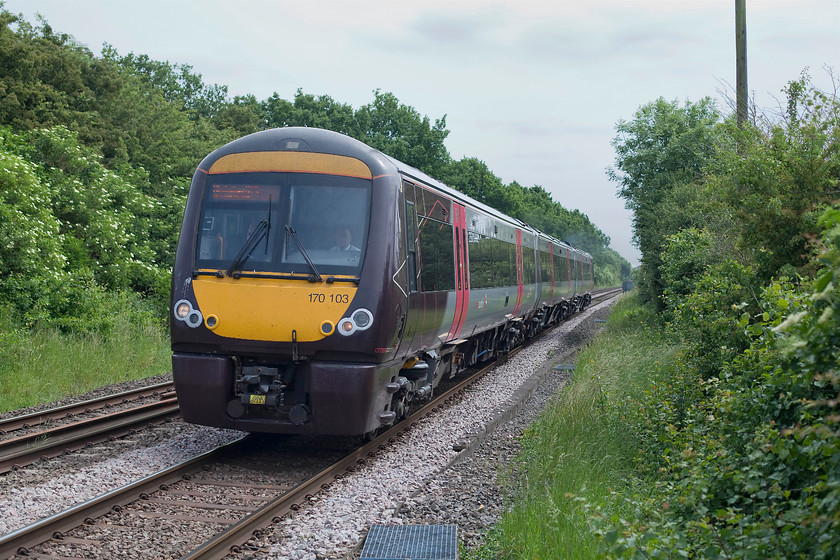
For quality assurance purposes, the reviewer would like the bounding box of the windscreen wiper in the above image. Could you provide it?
[285,224,323,282]
[226,196,272,278]
[226,219,269,277]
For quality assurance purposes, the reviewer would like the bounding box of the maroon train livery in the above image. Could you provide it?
[171,128,593,437]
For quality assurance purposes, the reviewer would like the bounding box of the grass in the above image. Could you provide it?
[0,321,171,414]
[464,294,679,559]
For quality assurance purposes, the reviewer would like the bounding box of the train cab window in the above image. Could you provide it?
[195,172,371,276]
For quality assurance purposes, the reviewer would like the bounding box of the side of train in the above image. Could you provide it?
[171,127,593,437]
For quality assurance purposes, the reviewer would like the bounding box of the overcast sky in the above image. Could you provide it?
[5,0,840,266]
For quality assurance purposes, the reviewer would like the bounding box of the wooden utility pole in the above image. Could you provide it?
[736,0,748,126]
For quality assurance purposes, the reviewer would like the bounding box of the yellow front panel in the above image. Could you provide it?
[207,152,372,179]
[192,274,358,342]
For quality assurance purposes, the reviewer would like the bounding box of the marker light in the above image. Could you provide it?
[339,319,355,335]
[186,310,203,328]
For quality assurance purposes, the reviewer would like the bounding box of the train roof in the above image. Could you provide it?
[384,154,591,259]
[379,154,591,257]
[199,127,591,260]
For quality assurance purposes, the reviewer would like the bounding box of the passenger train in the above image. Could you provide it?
[171,128,593,437]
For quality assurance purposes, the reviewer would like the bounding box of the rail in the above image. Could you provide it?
[0,288,623,558]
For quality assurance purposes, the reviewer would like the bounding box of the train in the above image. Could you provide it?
[170,127,593,437]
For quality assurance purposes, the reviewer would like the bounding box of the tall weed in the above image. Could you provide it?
[0,319,170,413]
[466,294,681,559]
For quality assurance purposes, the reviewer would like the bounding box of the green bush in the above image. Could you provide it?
[660,227,714,316]
[669,259,757,380]
[588,208,840,559]
[0,126,172,330]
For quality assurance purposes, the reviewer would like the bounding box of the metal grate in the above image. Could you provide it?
[360,524,458,560]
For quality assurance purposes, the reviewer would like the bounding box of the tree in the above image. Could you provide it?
[355,90,450,178]
[262,89,359,136]
[441,157,505,207]
[609,97,721,306]
[712,73,840,280]
[0,131,67,314]
[0,11,104,138]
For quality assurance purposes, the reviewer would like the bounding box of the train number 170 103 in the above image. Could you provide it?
[309,293,350,304]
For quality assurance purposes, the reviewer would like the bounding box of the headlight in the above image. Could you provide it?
[352,309,373,330]
[175,300,191,319]
[174,299,203,328]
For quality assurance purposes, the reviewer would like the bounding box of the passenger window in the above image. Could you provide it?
[417,216,455,292]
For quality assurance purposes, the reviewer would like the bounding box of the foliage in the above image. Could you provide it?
[612,74,840,305]
[442,157,511,211]
[262,89,360,137]
[584,207,840,559]
[660,227,715,311]
[0,125,172,328]
[357,90,451,179]
[0,133,67,316]
[659,228,760,378]
[518,73,840,560]
[672,259,758,379]
[261,88,452,178]
[710,72,840,281]
[609,97,722,307]
[594,248,631,288]
[0,7,629,336]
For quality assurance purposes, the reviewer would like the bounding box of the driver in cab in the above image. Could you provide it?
[331,227,360,251]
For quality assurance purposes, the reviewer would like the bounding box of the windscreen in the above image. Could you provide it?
[195,172,371,276]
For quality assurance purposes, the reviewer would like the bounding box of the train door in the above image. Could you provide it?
[565,248,572,296]
[549,244,556,301]
[395,195,420,358]
[446,203,469,341]
[534,241,544,304]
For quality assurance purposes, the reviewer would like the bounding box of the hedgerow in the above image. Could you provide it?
[588,207,840,558]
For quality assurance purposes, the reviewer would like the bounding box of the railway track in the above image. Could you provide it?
[0,382,178,474]
[0,359,498,559]
[0,288,622,559]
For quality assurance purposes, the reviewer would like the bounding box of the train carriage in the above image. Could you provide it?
[171,128,592,437]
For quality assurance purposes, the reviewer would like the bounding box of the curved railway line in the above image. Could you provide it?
[0,288,621,559]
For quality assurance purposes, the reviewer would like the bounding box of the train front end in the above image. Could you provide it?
[170,129,402,436]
